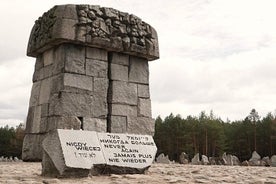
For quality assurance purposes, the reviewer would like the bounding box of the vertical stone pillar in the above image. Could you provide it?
[23,5,159,161]
[108,53,154,135]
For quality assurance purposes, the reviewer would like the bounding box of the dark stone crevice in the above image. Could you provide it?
[106,52,113,133]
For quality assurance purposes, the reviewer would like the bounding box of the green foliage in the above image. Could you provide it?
[154,110,276,162]
[0,123,25,158]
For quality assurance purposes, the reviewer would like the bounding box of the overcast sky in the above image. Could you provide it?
[1,0,276,127]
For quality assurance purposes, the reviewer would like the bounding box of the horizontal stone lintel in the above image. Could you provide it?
[26,5,159,61]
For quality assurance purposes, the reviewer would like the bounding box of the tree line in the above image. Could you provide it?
[0,124,24,158]
[154,109,276,162]
[1,109,276,161]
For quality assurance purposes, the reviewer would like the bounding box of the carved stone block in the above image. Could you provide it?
[29,81,41,107]
[64,44,85,74]
[138,84,150,98]
[64,73,93,91]
[111,104,137,117]
[52,18,78,42]
[49,92,92,117]
[47,116,81,132]
[110,63,128,81]
[43,49,54,66]
[91,93,108,118]
[54,4,78,20]
[25,106,41,133]
[127,117,155,136]
[110,52,129,66]
[41,103,49,117]
[22,134,45,161]
[83,117,107,132]
[129,56,149,84]
[110,116,127,133]
[39,77,53,105]
[110,81,137,105]
[138,98,152,118]
[86,47,108,61]
[86,59,108,78]
[42,130,89,177]
[94,78,109,96]
[27,5,159,60]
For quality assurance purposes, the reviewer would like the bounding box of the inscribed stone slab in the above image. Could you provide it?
[97,132,157,169]
[58,129,105,169]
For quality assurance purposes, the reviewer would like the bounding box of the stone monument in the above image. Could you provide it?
[42,129,157,177]
[22,4,159,161]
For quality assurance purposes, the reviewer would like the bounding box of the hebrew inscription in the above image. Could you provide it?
[42,129,157,176]
[98,133,156,168]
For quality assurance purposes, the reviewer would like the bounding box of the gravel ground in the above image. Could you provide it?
[1,162,276,184]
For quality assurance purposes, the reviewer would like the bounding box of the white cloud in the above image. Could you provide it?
[0,57,34,127]
[150,44,276,120]
[1,0,276,126]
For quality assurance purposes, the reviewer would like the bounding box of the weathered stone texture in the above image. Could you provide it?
[43,49,54,66]
[271,155,276,167]
[94,78,109,95]
[110,81,137,105]
[86,47,108,61]
[49,92,93,117]
[91,94,108,118]
[156,153,170,164]
[41,103,49,117]
[129,56,149,84]
[86,59,108,78]
[29,81,41,107]
[138,84,150,98]
[53,18,78,42]
[138,98,152,117]
[127,117,155,136]
[64,44,85,74]
[42,131,89,177]
[39,77,53,105]
[110,64,128,81]
[111,104,137,117]
[83,117,106,132]
[110,52,129,66]
[25,106,41,133]
[47,116,81,132]
[27,5,159,60]
[110,116,127,133]
[64,73,93,91]
[22,134,45,161]
[52,45,66,75]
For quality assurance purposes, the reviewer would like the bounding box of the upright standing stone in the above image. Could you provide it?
[156,153,170,164]
[270,155,276,167]
[191,153,201,165]
[201,155,209,165]
[23,4,159,161]
[179,152,189,164]
[249,151,261,166]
